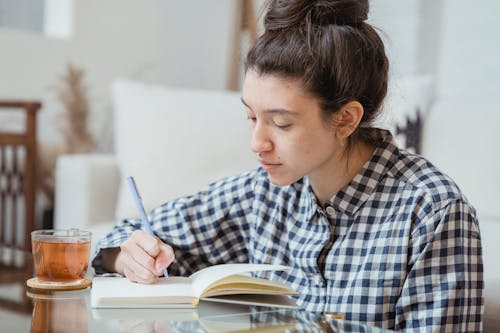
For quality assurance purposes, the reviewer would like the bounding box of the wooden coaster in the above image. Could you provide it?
[26,277,92,291]
[26,289,88,300]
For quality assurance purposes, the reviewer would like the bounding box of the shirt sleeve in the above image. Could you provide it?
[394,198,484,332]
[92,169,258,276]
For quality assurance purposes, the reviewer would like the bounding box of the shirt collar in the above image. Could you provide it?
[326,129,400,216]
[296,176,319,221]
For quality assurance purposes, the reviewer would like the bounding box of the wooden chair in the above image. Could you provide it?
[0,100,40,313]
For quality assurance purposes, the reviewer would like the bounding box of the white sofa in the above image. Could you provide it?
[54,79,500,331]
[54,79,257,255]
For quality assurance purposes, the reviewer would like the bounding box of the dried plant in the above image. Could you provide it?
[37,63,96,205]
[56,63,96,153]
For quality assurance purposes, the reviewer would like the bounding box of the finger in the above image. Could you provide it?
[119,245,158,283]
[123,263,158,284]
[154,244,175,275]
[131,230,163,257]
[121,241,156,273]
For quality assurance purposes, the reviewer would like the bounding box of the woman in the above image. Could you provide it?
[93,0,483,331]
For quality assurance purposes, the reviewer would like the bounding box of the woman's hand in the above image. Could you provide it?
[114,230,175,284]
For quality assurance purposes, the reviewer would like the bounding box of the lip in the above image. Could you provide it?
[259,159,282,171]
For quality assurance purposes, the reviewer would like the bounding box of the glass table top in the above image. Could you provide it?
[0,287,395,333]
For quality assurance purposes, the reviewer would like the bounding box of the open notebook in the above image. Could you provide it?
[91,263,299,309]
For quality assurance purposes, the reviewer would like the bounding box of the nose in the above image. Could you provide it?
[251,123,273,154]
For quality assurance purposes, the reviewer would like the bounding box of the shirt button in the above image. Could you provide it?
[313,275,323,285]
[325,206,335,216]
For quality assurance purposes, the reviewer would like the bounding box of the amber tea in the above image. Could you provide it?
[31,229,91,284]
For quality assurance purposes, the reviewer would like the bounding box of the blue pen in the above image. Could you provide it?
[127,176,169,277]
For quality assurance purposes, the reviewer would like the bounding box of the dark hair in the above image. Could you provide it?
[245,0,389,144]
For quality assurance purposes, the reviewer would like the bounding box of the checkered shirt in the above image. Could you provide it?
[93,129,483,332]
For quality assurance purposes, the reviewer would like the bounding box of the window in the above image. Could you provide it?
[0,0,73,39]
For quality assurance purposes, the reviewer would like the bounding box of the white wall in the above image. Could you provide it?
[369,0,423,78]
[436,0,500,100]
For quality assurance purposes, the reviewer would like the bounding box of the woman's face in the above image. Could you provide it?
[242,70,344,186]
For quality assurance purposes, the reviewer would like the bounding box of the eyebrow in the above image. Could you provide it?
[240,97,299,116]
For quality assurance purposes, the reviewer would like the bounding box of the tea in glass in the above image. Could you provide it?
[31,229,91,285]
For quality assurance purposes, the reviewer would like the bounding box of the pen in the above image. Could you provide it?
[127,176,169,277]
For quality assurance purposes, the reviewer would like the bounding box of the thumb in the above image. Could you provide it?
[155,243,174,275]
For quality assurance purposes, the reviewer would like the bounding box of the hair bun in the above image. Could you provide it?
[264,0,369,31]
[312,0,368,26]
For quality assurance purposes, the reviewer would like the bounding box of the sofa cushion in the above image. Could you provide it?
[112,79,256,220]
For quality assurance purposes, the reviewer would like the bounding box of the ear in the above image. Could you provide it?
[334,101,364,139]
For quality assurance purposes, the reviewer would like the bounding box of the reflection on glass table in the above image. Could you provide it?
[27,289,395,333]
[29,290,88,333]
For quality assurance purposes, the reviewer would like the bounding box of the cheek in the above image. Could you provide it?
[301,133,336,160]
[284,138,315,162]
[277,135,302,155]
[274,127,331,160]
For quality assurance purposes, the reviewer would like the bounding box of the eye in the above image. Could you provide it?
[275,123,291,130]
[273,118,292,130]
[246,114,257,127]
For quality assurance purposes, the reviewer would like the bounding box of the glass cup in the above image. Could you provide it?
[31,229,91,286]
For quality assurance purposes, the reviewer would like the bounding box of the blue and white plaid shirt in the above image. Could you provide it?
[93,129,483,332]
